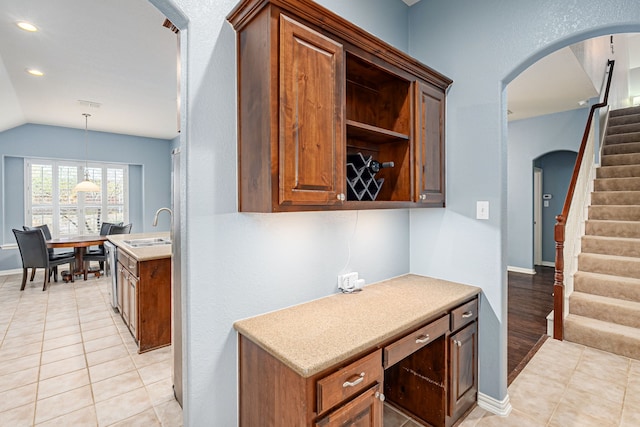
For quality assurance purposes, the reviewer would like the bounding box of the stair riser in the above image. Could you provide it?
[588,206,640,221]
[607,122,640,135]
[569,296,640,328]
[564,317,640,360]
[590,192,640,206]
[581,237,640,258]
[574,273,640,303]
[578,254,640,279]
[594,177,640,191]
[603,142,640,155]
[597,165,640,178]
[605,132,640,145]
[601,153,640,166]
[585,221,640,238]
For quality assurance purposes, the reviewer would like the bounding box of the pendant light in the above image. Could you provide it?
[74,113,100,192]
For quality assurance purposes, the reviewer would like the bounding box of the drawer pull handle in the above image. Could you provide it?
[415,334,430,344]
[462,311,474,318]
[343,372,365,388]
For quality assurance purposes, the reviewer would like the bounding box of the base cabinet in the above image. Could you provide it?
[117,250,171,353]
[238,296,478,427]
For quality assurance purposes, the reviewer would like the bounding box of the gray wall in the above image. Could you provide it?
[407,0,640,407]
[0,123,171,271]
[535,150,578,263]
[507,109,587,270]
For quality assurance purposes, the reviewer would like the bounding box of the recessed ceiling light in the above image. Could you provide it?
[25,68,44,77]
[16,21,38,32]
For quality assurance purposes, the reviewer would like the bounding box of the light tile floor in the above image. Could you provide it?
[385,338,640,427]
[0,271,183,426]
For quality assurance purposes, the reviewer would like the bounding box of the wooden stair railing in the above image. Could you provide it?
[553,59,615,340]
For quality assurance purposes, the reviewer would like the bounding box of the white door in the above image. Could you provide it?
[534,168,543,266]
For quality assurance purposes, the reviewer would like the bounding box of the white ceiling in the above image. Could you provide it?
[0,0,178,140]
[0,0,634,140]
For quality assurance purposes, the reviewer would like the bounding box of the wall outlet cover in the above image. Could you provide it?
[338,272,358,292]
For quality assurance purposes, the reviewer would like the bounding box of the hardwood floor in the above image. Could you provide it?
[508,265,555,384]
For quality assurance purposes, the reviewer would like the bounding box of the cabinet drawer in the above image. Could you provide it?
[117,250,138,277]
[451,298,478,332]
[316,349,382,414]
[383,314,449,369]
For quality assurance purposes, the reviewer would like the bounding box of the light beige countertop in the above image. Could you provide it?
[107,231,171,261]
[234,274,481,378]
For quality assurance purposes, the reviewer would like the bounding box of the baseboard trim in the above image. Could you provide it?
[507,266,536,275]
[478,392,512,417]
[0,268,22,277]
[540,261,555,268]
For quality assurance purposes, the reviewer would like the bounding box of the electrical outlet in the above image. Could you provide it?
[338,272,358,292]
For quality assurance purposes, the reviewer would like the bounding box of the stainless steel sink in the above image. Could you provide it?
[123,237,171,248]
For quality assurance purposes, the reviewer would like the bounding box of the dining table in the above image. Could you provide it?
[47,235,108,280]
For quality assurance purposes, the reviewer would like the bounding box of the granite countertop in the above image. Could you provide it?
[107,231,171,261]
[234,274,481,378]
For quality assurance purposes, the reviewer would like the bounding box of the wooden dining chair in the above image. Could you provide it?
[13,228,76,291]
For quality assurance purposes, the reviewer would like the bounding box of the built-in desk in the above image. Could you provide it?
[234,274,481,426]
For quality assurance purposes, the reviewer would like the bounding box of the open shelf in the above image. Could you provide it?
[346,120,409,144]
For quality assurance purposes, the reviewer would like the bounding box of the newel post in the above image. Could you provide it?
[553,215,565,340]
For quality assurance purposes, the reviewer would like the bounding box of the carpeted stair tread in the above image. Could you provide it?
[588,205,640,221]
[593,177,640,191]
[601,152,640,167]
[603,141,640,155]
[564,314,640,360]
[605,132,640,145]
[578,252,640,279]
[608,113,640,128]
[610,106,640,117]
[585,219,640,238]
[607,122,640,136]
[574,271,640,303]
[569,292,640,328]
[591,191,640,205]
[596,164,640,178]
[581,235,640,258]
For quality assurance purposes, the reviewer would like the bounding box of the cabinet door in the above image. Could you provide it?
[415,81,445,206]
[121,268,130,326]
[449,322,477,420]
[315,383,382,427]
[279,14,345,206]
[128,275,138,337]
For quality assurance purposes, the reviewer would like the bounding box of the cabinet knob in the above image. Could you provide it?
[337,193,345,201]
[454,340,462,347]
[419,194,427,201]
[375,391,385,402]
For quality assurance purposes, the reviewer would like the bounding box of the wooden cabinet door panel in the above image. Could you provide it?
[128,275,138,337]
[415,81,445,206]
[315,383,382,427]
[279,14,345,206]
[449,322,477,419]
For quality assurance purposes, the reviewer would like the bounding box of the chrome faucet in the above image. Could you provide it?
[152,207,173,227]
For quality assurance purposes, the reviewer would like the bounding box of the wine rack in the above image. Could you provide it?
[346,153,384,201]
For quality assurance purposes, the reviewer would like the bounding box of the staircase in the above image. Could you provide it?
[564,106,640,359]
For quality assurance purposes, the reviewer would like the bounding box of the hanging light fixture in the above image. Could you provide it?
[74,113,100,192]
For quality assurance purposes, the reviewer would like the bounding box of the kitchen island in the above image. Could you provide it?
[235,274,481,426]
[108,232,171,353]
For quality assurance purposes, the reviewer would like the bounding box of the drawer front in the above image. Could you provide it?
[316,349,382,414]
[451,298,478,332]
[383,314,449,369]
[117,250,138,277]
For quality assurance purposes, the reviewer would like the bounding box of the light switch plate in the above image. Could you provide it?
[476,201,489,220]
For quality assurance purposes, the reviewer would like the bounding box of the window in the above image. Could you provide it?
[26,159,128,237]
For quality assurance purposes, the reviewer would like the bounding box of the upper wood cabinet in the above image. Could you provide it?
[227,0,452,212]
